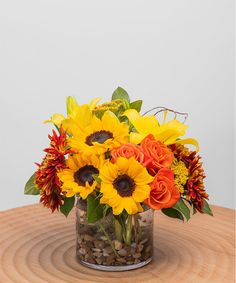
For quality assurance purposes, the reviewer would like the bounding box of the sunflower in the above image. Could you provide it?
[100,157,153,215]
[64,110,129,156]
[57,154,105,199]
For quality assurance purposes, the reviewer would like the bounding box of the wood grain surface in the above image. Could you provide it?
[0,204,234,283]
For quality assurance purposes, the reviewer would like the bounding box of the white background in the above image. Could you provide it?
[0,0,234,211]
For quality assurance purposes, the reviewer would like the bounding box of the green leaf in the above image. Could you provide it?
[202,199,213,216]
[112,87,130,103]
[60,196,75,217]
[24,174,39,195]
[173,198,191,221]
[161,208,184,221]
[130,100,143,112]
[87,195,104,223]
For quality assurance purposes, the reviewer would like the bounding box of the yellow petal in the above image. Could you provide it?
[65,191,75,197]
[129,132,145,145]
[67,156,78,170]
[62,118,82,136]
[44,113,65,127]
[132,185,151,202]
[123,109,159,135]
[73,104,93,127]
[154,120,188,144]
[175,138,199,152]
[89,97,102,110]
[66,96,79,116]
[122,197,139,214]
[112,205,124,215]
[100,163,118,183]
[116,157,130,174]
[100,183,117,198]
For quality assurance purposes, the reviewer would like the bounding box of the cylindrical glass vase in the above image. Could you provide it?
[76,197,154,271]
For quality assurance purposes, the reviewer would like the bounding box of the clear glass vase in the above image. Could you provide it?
[76,197,154,271]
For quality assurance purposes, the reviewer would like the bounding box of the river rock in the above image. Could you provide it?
[118,249,127,257]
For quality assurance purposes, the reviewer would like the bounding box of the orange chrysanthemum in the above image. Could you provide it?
[35,128,73,212]
[170,144,208,212]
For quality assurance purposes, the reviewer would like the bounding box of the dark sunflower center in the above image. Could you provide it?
[86,130,113,146]
[113,174,135,197]
[74,165,99,186]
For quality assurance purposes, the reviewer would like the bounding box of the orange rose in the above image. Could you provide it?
[141,134,173,175]
[145,168,180,210]
[111,143,146,164]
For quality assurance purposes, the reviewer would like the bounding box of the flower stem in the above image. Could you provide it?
[134,214,141,244]
[125,215,133,246]
[114,219,123,242]
[98,221,120,258]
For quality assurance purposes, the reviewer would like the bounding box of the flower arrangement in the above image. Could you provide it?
[25,87,212,270]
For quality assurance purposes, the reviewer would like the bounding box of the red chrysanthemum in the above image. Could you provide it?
[35,128,73,212]
[170,144,208,212]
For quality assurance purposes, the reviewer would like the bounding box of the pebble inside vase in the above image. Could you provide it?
[76,198,154,271]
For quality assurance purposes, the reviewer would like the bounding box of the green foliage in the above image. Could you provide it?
[173,198,191,221]
[202,199,213,216]
[130,100,143,112]
[24,174,39,195]
[112,87,130,103]
[60,196,75,217]
[87,195,104,223]
[161,207,184,221]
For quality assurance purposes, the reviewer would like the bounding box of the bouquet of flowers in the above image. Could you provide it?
[25,87,212,270]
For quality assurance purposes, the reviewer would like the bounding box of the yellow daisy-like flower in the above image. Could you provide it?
[100,157,154,215]
[64,111,129,156]
[57,154,105,199]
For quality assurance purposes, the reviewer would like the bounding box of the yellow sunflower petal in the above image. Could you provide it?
[115,157,130,174]
[100,163,118,183]
[122,197,140,214]
[67,156,78,170]
[100,183,118,198]
[112,205,124,215]
[65,190,76,197]
[132,185,151,202]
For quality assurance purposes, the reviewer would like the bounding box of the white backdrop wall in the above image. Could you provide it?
[0,0,234,211]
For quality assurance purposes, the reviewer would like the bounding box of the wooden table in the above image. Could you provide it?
[0,204,234,283]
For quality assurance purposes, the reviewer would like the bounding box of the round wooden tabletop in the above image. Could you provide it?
[0,204,234,283]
